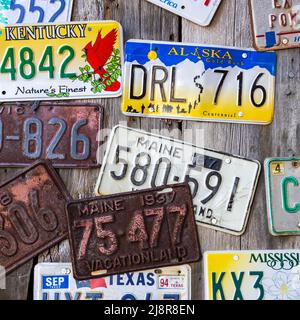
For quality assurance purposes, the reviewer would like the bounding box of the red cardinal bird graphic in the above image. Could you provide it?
[83,28,120,92]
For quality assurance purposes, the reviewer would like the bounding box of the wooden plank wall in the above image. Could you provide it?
[0,0,298,300]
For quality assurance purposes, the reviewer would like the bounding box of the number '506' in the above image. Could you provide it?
[0,46,76,80]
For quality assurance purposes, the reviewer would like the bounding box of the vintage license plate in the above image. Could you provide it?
[265,157,300,236]
[146,0,222,26]
[0,161,70,274]
[250,0,300,51]
[0,21,123,102]
[205,250,300,300]
[67,183,200,280]
[0,103,102,168]
[121,40,276,124]
[95,126,261,235]
[34,263,191,300]
[0,0,73,25]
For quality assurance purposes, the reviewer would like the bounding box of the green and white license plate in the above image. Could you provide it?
[205,250,300,300]
[265,157,300,236]
[0,0,73,25]
[0,21,123,101]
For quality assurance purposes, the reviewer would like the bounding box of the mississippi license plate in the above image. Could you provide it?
[95,126,261,235]
[146,0,222,26]
[0,103,102,168]
[0,21,123,102]
[205,250,300,300]
[265,157,300,236]
[0,161,70,274]
[250,0,300,51]
[0,0,73,25]
[121,40,276,124]
[67,183,200,280]
[34,263,191,300]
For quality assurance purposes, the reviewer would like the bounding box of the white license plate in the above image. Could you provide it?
[95,126,261,235]
[265,157,300,236]
[205,250,300,300]
[146,0,222,26]
[34,263,191,300]
[0,0,73,25]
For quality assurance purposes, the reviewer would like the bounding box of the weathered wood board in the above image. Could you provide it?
[0,0,298,300]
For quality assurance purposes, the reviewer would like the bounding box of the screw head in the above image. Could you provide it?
[282,38,289,45]
[233,255,239,261]
[238,112,244,117]
[211,218,217,225]
[242,53,248,59]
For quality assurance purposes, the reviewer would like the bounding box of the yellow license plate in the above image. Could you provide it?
[0,20,123,101]
[122,40,276,124]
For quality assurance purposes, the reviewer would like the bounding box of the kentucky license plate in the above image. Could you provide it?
[67,183,200,280]
[34,263,191,300]
[0,0,73,25]
[0,161,70,274]
[0,21,123,102]
[205,250,300,300]
[121,40,276,124]
[146,0,222,26]
[0,103,102,168]
[250,0,300,51]
[265,157,300,236]
[95,126,261,235]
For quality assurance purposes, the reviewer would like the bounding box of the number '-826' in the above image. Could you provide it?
[0,117,90,160]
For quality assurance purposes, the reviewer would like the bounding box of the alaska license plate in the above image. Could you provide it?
[0,103,102,168]
[67,183,200,280]
[205,250,300,300]
[34,263,191,300]
[121,40,276,124]
[0,161,70,274]
[95,126,261,235]
[0,0,73,25]
[0,21,123,102]
[250,0,300,51]
[146,0,222,26]
[265,157,300,236]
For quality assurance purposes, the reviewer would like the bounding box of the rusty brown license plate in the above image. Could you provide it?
[0,103,102,168]
[66,183,201,280]
[0,160,71,274]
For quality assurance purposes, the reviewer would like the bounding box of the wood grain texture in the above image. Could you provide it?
[0,0,296,300]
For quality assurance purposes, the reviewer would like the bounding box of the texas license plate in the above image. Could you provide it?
[0,21,123,102]
[121,40,276,124]
[250,0,300,51]
[0,0,73,25]
[265,157,300,235]
[95,126,261,235]
[205,250,300,300]
[67,183,200,280]
[146,0,222,26]
[0,103,102,168]
[0,161,70,274]
[34,263,191,300]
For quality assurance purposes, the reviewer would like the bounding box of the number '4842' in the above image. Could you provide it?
[0,45,76,80]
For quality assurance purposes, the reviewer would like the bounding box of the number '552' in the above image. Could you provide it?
[0,45,75,80]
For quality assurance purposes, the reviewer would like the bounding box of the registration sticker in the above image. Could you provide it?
[0,21,123,102]
[121,40,276,124]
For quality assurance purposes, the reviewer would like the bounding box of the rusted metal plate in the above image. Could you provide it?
[0,160,71,274]
[66,183,201,280]
[0,103,102,168]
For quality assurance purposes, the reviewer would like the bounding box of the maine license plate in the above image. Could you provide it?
[146,0,222,26]
[67,183,200,280]
[250,0,300,51]
[0,0,73,25]
[34,263,191,300]
[265,157,300,236]
[95,126,261,235]
[0,161,70,274]
[121,40,276,124]
[0,103,102,168]
[205,250,300,300]
[0,21,123,102]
